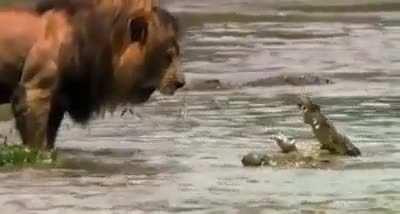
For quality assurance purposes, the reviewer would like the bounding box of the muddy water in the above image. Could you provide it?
[2,1,400,213]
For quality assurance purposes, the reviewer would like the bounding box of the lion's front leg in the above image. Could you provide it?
[11,37,61,150]
[47,99,65,150]
[12,85,53,150]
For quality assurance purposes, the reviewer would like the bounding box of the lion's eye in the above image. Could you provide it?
[165,50,174,65]
[166,53,172,62]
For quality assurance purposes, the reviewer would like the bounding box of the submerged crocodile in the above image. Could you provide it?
[242,133,344,169]
[297,96,361,157]
[241,150,343,169]
[244,74,334,87]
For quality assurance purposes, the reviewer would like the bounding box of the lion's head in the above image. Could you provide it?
[35,0,184,105]
[103,0,184,104]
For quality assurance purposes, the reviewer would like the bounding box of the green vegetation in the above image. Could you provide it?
[0,144,57,169]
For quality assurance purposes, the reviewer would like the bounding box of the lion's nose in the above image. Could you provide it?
[175,80,185,89]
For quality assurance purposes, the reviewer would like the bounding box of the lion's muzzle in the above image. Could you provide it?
[159,80,185,96]
[159,68,185,96]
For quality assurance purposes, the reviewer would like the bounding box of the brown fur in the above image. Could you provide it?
[0,0,184,149]
[0,10,43,103]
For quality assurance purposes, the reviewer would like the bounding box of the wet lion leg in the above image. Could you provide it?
[11,86,29,144]
[46,100,65,150]
[12,85,53,149]
[11,38,59,150]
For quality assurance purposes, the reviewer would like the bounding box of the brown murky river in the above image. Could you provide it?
[2,0,400,213]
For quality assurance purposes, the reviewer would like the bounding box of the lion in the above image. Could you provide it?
[0,0,184,150]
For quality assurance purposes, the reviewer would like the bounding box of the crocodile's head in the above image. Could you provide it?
[296,96,321,125]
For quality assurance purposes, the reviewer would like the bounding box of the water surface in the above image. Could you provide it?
[2,1,400,213]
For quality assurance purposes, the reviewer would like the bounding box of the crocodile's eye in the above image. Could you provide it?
[297,103,307,111]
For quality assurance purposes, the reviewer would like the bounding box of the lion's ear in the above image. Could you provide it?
[128,17,148,44]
